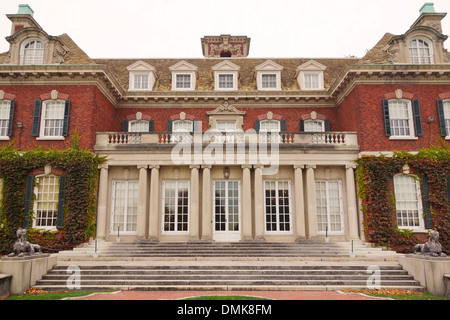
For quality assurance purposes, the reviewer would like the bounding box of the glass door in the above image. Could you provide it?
[213,180,241,241]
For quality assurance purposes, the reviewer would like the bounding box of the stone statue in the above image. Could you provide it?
[414,230,447,257]
[7,228,42,257]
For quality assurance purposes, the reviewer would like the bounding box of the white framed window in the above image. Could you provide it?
[129,120,149,132]
[111,180,138,234]
[33,175,60,230]
[388,99,415,138]
[173,120,193,132]
[443,100,450,137]
[20,40,45,65]
[175,74,192,89]
[409,38,434,64]
[132,73,150,90]
[260,120,280,132]
[261,74,277,89]
[0,100,11,138]
[162,180,189,233]
[40,100,65,138]
[304,119,324,132]
[303,72,321,90]
[264,180,292,233]
[216,120,236,131]
[218,74,234,89]
[127,61,156,91]
[393,175,424,229]
[315,180,344,234]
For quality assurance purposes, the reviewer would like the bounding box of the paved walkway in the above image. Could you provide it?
[67,290,390,300]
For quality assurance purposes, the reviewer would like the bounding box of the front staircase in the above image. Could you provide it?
[33,241,424,292]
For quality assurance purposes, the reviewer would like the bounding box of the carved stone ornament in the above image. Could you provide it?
[414,230,447,257]
[8,228,42,257]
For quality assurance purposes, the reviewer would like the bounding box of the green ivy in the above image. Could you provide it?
[356,144,450,253]
[0,133,106,255]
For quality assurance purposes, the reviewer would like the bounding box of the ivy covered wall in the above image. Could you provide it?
[0,134,105,255]
[356,144,450,253]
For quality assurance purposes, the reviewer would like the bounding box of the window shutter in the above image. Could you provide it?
[447,175,450,209]
[7,99,15,137]
[255,120,260,132]
[325,119,331,132]
[31,99,42,137]
[167,120,172,132]
[437,99,447,137]
[299,120,305,132]
[56,175,66,230]
[22,175,34,229]
[149,120,154,132]
[383,99,391,136]
[412,99,423,136]
[62,99,70,137]
[122,120,128,132]
[280,120,287,132]
[421,175,433,229]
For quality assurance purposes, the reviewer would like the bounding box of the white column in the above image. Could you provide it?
[346,164,359,240]
[294,164,306,240]
[137,165,148,239]
[305,165,317,238]
[96,164,109,240]
[201,165,212,240]
[148,165,160,241]
[189,165,200,241]
[254,165,265,240]
[242,165,253,240]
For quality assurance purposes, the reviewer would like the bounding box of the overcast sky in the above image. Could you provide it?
[1,0,450,59]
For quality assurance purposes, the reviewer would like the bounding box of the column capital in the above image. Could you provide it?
[137,165,148,170]
[189,165,201,170]
[293,164,304,170]
[305,164,316,169]
[99,164,109,170]
[346,163,357,170]
[149,165,160,170]
[241,164,252,170]
[253,165,264,170]
[201,165,212,170]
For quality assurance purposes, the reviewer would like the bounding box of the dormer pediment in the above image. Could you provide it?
[296,60,327,73]
[169,60,198,72]
[126,60,156,72]
[255,60,284,71]
[212,60,240,71]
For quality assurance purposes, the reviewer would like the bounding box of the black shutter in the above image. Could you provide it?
[7,99,15,137]
[383,99,391,136]
[167,120,173,132]
[421,175,433,229]
[22,175,34,229]
[31,99,42,137]
[56,176,66,230]
[324,119,331,132]
[437,99,447,137]
[149,120,154,132]
[62,99,70,137]
[122,120,128,132]
[299,120,305,132]
[412,99,423,136]
[255,120,260,132]
[280,120,287,132]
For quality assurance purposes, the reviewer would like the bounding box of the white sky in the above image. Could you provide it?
[1,0,450,59]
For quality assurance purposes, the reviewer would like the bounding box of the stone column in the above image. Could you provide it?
[253,165,265,240]
[305,165,317,238]
[241,165,253,240]
[137,165,148,239]
[346,164,359,240]
[96,164,109,240]
[201,165,212,240]
[189,165,200,241]
[294,164,306,240]
[148,165,160,241]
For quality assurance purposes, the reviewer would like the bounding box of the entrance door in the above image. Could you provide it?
[213,180,241,241]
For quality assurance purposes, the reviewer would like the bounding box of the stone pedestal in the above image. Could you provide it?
[0,254,56,295]
[0,273,12,298]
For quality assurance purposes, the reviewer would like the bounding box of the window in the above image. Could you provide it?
[261,74,277,89]
[216,120,236,131]
[303,73,321,89]
[21,40,44,65]
[304,120,324,132]
[409,38,433,64]
[439,100,450,137]
[163,180,189,233]
[218,74,234,89]
[260,120,280,132]
[111,181,138,234]
[265,180,291,233]
[132,74,149,90]
[129,120,149,132]
[393,175,423,229]
[0,100,13,138]
[388,99,415,138]
[41,100,65,137]
[33,175,60,230]
[126,61,156,91]
[175,74,191,89]
[315,180,344,234]
[173,120,193,132]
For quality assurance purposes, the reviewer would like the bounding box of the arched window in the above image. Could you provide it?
[409,38,433,64]
[303,119,324,132]
[129,120,149,132]
[21,40,45,65]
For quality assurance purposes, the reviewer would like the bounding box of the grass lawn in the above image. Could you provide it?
[342,289,450,300]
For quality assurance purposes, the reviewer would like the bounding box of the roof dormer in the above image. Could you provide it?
[169,60,198,91]
[201,35,251,58]
[255,60,284,91]
[212,60,240,91]
[126,61,157,91]
[295,60,327,91]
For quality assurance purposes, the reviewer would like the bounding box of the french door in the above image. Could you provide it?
[213,180,241,241]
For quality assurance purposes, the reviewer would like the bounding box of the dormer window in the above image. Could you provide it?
[20,39,44,65]
[409,38,434,64]
[255,60,283,91]
[126,61,156,91]
[218,74,234,89]
[212,61,240,91]
[132,74,149,90]
[169,61,197,91]
[296,60,326,91]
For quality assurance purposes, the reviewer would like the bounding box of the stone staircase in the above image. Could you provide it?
[33,241,424,292]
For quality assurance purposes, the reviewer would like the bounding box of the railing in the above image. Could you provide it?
[97,131,357,148]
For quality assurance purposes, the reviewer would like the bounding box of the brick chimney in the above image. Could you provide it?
[7,4,42,35]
